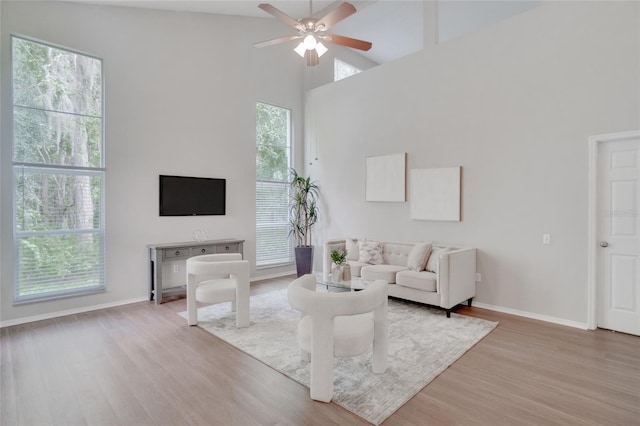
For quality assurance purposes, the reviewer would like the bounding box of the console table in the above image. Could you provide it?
[148,239,244,305]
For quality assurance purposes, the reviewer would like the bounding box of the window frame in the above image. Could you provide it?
[255,101,294,269]
[11,35,106,304]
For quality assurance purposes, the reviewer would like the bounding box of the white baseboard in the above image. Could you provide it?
[472,301,588,330]
[0,296,149,328]
[250,270,296,282]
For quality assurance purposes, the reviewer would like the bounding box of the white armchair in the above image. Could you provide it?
[287,274,388,402]
[186,253,250,328]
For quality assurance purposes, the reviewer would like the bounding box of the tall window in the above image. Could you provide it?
[334,58,362,81]
[12,37,105,303]
[256,102,293,268]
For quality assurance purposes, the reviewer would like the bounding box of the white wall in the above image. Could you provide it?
[0,0,3,318]
[304,1,640,325]
[0,1,304,323]
[438,0,537,43]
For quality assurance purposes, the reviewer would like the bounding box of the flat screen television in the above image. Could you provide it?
[159,175,226,216]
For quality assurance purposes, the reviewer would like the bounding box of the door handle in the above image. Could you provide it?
[600,241,609,247]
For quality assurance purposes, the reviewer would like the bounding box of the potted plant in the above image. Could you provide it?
[289,168,319,277]
[330,249,347,282]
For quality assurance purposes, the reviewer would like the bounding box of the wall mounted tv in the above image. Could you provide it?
[159,175,226,216]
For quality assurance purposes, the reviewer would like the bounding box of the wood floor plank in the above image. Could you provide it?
[30,318,88,426]
[8,323,55,426]
[93,308,207,425]
[0,327,18,426]
[1,275,639,426]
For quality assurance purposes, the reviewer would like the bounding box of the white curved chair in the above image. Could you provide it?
[186,253,250,328]
[288,274,388,402]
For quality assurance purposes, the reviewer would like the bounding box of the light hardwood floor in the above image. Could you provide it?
[2,276,639,425]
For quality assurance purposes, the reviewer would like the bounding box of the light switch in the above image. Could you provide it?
[543,234,551,245]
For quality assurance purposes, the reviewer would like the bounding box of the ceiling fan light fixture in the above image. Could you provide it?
[295,40,327,64]
[294,42,307,57]
[303,34,317,50]
[316,42,328,57]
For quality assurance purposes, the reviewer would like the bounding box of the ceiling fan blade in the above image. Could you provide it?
[323,33,372,51]
[259,4,302,30]
[305,49,320,67]
[315,2,356,31]
[252,34,302,48]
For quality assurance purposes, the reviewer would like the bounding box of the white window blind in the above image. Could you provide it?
[12,36,105,302]
[256,103,293,268]
[256,181,291,266]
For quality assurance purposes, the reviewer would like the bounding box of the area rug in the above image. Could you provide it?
[179,289,497,425]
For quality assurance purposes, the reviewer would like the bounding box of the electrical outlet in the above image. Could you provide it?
[173,265,179,273]
[476,273,482,283]
[543,234,551,245]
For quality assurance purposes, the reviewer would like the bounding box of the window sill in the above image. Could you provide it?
[14,286,106,305]
[256,261,294,270]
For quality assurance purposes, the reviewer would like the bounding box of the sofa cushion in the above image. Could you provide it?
[345,238,359,261]
[361,264,408,284]
[347,261,369,277]
[426,246,451,273]
[407,243,432,272]
[358,240,383,265]
[382,242,413,266]
[396,270,437,292]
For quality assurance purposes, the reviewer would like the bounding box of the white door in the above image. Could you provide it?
[597,136,640,335]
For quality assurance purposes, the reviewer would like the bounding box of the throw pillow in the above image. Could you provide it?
[425,247,451,273]
[407,242,432,272]
[345,238,359,261]
[358,240,383,265]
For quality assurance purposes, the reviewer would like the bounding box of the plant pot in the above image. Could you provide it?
[295,246,314,277]
[342,264,351,281]
[331,265,343,282]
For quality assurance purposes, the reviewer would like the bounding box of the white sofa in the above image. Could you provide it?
[323,238,477,317]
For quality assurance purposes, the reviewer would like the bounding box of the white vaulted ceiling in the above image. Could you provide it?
[68,0,425,64]
[65,1,537,65]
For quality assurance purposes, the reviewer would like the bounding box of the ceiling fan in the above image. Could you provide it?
[253,1,372,67]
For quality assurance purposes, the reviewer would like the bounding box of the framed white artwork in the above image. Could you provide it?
[365,153,406,202]
[410,167,461,221]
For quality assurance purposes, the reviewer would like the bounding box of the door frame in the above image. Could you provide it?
[587,130,640,330]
